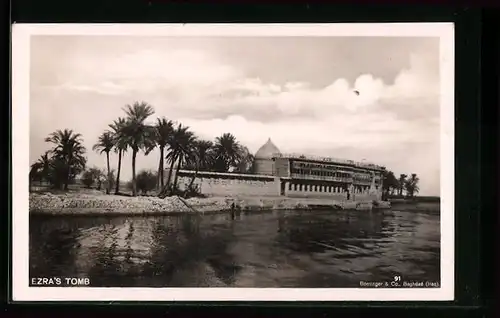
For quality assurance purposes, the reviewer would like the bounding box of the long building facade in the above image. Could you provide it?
[171,138,385,201]
[253,139,385,201]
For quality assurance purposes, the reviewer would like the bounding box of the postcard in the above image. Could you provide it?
[12,22,454,301]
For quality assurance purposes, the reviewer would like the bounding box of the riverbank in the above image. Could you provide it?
[29,192,391,216]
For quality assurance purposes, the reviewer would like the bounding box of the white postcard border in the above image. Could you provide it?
[12,23,455,302]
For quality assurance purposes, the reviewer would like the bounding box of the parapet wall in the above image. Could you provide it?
[175,170,281,197]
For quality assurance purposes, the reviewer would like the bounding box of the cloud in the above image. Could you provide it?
[30,38,440,196]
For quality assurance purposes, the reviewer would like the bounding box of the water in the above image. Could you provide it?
[29,208,440,287]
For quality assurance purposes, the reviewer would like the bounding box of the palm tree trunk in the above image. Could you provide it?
[160,147,165,188]
[156,155,161,191]
[173,158,182,190]
[188,163,199,191]
[106,151,111,194]
[166,153,176,188]
[65,155,71,191]
[115,149,122,194]
[132,149,137,196]
[158,152,177,198]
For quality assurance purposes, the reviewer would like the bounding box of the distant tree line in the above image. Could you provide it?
[30,101,255,197]
[382,171,420,199]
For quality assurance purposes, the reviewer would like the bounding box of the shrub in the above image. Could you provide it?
[135,170,157,195]
[81,170,95,188]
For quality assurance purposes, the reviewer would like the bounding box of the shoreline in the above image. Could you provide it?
[29,192,392,216]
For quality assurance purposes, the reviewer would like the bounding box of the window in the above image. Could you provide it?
[288,183,292,191]
[299,184,303,191]
[294,184,298,191]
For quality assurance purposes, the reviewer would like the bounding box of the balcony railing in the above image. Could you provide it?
[290,173,353,183]
[353,180,373,186]
[274,152,385,170]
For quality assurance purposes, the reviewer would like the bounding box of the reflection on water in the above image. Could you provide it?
[29,208,440,287]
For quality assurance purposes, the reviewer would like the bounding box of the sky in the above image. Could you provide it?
[29,35,441,196]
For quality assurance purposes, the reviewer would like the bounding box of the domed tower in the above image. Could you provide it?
[254,138,281,175]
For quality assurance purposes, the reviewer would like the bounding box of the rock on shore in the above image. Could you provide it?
[29,192,390,216]
[29,193,197,215]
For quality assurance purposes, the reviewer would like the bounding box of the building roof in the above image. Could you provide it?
[255,138,281,159]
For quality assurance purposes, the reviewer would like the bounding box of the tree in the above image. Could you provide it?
[109,117,128,194]
[186,139,214,191]
[153,117,174,190]
[121,101,156,196]
[382,170,399,197]
[233,146,255,173]
[404,173,420,198]
[212,133,242,172]
[81,170,96,188]
[107,169,116,193]
[30,152,52,186]
[135,170,157,195]
[162,123,196,193]
[171,125,196,190]
[92,131,115,194]
[83,167,106,190]
[29,162,43,187]
[44,129,87,190]
[398,173,408,197]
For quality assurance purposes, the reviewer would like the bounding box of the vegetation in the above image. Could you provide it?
[134,170,157,195]
[29,101,421,201]
[92,132,114,194]
[80,167,115,190]
[152,117,175,190]
[30,130,87,190]
[121,102,157,196]
[382,170,420,200]
[109,117,128,194]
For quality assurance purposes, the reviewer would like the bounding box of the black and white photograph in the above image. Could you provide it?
[12,23,454,301]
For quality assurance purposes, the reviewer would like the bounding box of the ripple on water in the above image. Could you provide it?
[29,208,441,287]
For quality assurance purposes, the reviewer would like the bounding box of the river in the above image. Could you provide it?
[29,207,440,288]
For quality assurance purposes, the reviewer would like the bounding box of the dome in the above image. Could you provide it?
[255,138,281,159]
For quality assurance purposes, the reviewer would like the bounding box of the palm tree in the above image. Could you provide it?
[171,125,196,190]
[109,117,128,194]
[382,170,399,198]
[153,117,174,190]
[212,133,242,172]
[398,173,408,197]
[92,131,115,194]
[121,101,156,196]
[187,140,214,190]
[404,173,420,198]
[29,162,42,187]
[234,145,255,173]
[30,152,52,186]
[160,124,196,196]
[44,129,87,190]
